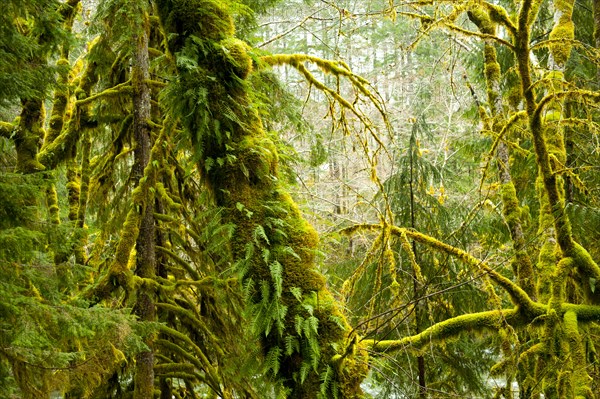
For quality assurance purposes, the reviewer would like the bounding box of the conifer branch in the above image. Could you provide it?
[342,223,541,313]
[155,302,223,350]
[156,245,201,281]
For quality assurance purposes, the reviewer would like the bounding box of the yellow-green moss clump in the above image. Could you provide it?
[219,38,254,79]
[549,0,575,66]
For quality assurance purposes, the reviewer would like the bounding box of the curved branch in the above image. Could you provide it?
[364,308,528,353]
[444,23,515,50]
[533,90,600,124]
[477,1,517,35]
[74,80,132,106]
[396,226,542,314]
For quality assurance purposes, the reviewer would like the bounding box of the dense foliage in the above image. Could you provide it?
[3,0,600,398]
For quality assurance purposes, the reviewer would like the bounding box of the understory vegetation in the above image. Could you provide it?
[3,0,600,398]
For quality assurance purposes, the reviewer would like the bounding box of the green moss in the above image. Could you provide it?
[46,185,61,225]
[337,346,369,398]
[156,0,234,50]
[549,4,574,66]
[487,4,514,30]
[366,308,523,352]
[156,0,371,395]
[500,183,520,226]
[218,38,253,79]
[467,9,495,34]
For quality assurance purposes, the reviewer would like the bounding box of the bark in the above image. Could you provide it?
[132,17,156,399]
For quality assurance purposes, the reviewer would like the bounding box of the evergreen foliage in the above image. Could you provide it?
[4,0,600,398]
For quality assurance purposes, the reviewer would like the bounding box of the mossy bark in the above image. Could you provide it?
[37,58,98,170]
[15,98,45,173]
[155,1,367,397]
[131,15,156,399]
[514,2,597,395]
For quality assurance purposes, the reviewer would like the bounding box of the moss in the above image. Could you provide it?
[218,38,253,79]
[500,183,520,227]
[156,0,370,396]
[38,58,98,169]
[366,308,524,352]
[156,0,234,50]
[487,4,515,31]
[155,182,182,210]
[549,0,575,66]
[66,164,81,221]
[467,9,495,35]
[46,184,61,225]
[234,135,279,184]
[484,47,501,87]
[337,345,369,398]
[15,99,46,173]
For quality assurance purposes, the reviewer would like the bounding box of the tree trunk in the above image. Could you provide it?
[132,15,156,399]
[155,1,368,397]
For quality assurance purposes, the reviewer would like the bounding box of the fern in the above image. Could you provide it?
[254,224,270,245]
[290,286,302,301]
[284,334,300,356]
[319,365,333,397]
[269,260,283,297]
[299,361,311,384]
[265,346,282,376]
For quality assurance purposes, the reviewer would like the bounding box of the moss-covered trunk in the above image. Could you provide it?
[155,1,367,397]
[131,14,156,398]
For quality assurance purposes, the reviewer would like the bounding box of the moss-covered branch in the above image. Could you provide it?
[156,245,201,281]
[156,1,370,396]
[84,128,164,301]
[156,325,222,393]
[38,57,98,169]
[74,80,132,106]
[155,302,222,350]
[0,121,13,138]
[364,308,524,353]
[261,53,390,146]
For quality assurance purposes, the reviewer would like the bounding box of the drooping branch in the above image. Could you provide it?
[364,302,600,356]
[469,7,537,302]
[84,126,165,301]
[261,53,390,135]
[73,80,132,106]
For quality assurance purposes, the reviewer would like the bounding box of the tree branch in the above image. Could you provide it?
[364,308,526,353]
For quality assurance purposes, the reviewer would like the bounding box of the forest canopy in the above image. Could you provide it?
[2,0,600,398]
